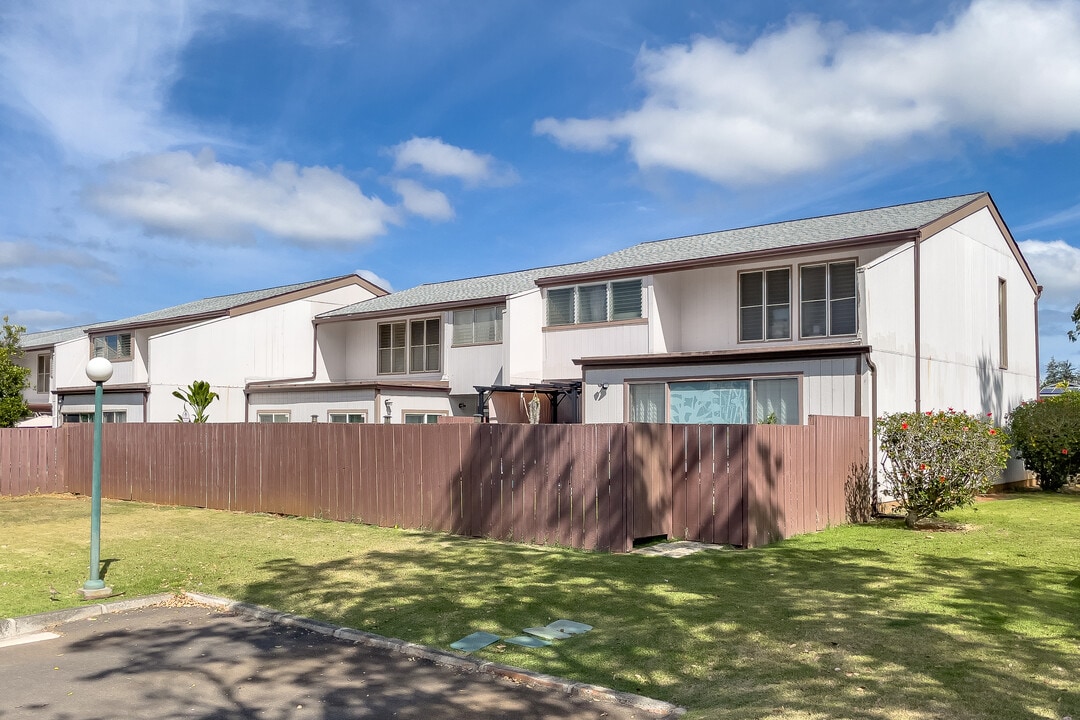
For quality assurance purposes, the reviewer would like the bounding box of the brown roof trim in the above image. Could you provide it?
[315,295,508,324]
[916,192,1039,294]
[55,383,151,395]
[245,379,451,393]
[533,230,919,287]
[575,343,872,369]
[230,275,388,317]
[88,311,227,334]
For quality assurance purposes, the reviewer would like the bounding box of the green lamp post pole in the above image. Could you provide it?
[80,356,113,600]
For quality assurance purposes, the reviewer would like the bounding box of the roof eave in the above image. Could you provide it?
[315,294,510,324]
[534,230,920,287]
[575,343,873,369]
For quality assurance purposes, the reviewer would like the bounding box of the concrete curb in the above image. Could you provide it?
[0,593,176,640]
[183,591,684,717]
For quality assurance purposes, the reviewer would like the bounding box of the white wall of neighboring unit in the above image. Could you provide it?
[504,289,544,385]
[446,342,504,391]
[581,357,862,423]
[17,350,52,408]
[543,322,650,380]
[53,336,91,390]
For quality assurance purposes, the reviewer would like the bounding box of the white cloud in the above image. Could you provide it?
[0,238,113,275]
[391,137,517,186]
[392,179,454,221]
[1019,238,1080,311]
[355,268,393,293]
[536,0,1080,185]
[5,308,83,332]
[88,148,399,244]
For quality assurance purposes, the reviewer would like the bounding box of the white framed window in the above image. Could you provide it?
[453,306,504,346]
[329,412,366,423]
[257,412,290,423]
[546,279,643,326]
[63,411,127,424]
[801,261,857,338]
[739,269,790,342]
[628,377,799,425]
[409,318,441,372]
[404,412,444,424]
[92,333,132,361]
[378,322,407,374]
[36,353,52,394]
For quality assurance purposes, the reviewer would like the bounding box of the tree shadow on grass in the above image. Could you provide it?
[220,518,1079,720]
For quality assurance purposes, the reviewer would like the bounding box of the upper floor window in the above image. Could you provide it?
[998,278,1008,369]
[379,319,441,374]
[410,318,441,372]
[546,279,643,326]
[92,333,132,361]
[36,353,52,394]
[453,306,503,346]
[739,269,790,341]
[801,261,857,337]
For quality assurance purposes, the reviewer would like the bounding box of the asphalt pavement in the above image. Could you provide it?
[0,599,679,720]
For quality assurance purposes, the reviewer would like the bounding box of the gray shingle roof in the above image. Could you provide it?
[319,193,987,320]
[87,274,359,331]
[318,262,590,319]
[20,325,90,349]
[542,193,986,278]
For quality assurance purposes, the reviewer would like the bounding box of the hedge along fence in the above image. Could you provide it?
[0,417,868,550]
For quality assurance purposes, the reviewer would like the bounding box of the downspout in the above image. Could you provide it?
[913,233,922,413]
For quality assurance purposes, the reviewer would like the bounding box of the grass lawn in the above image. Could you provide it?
[1,492,1077,720]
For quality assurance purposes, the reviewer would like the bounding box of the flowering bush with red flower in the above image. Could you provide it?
[878,410,1011,528]
[1007,391,1080,491]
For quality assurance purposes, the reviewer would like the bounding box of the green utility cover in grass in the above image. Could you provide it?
[449,631,501,652]
[504,635,552,648]
[547,619,592,635]
[523,626,572,640]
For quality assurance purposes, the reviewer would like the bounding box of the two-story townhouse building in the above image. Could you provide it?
[15,325,89,426]
[248,191,1039,476]
[37,274,385,425]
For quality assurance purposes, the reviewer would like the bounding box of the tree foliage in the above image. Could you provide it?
[878,409,1011,528]
[1008,393,1080,491]
[1043,357,1078,388]
[0,317,31,428]
[172,380,219,423]
[1069,299,1080,342]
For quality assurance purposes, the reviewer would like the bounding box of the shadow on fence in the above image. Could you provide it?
[0,417,868,550]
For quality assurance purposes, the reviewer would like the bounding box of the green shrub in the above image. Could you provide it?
[1007,392,1080,491]
[878,410,1011,528]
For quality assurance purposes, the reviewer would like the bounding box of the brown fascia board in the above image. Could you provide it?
[245,379,451,393]
[916,192,1039,294]
[229,275,389,317]
[55,383,151,394]
[315,295,510,324]
[533,230,919,287]
[574,343,872,369]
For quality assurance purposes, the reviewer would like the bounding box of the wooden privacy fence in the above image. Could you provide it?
[0,416,868,550]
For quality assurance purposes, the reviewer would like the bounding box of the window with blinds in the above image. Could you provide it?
[545,279,643,326]
[92,333,132,361]
[409,318,441,373]
[801,261,857,337]
[739,269,790,341]
[36,353,51,393]
[378,322,406,374]
[452,306,503,345]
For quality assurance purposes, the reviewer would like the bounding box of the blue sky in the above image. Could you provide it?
[2,0,1080,372]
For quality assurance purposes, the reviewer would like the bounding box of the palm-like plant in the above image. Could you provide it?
[173,380,219,423]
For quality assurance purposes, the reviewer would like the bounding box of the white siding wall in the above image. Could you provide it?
[58,392,146,423]
[17,351,51,408]
[582,358,860,423]
[447,343,504,390]
[249,388,377,423]
[53,337,91,389]
[543,323,650,380]
[505,289,544,384]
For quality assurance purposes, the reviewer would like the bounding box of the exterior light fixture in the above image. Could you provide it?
[80,356,113,600]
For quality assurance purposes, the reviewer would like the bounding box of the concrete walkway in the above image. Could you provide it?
[0,596,682,720]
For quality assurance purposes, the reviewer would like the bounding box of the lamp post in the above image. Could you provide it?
[80,356,113,600]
